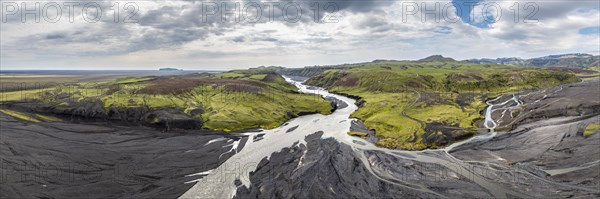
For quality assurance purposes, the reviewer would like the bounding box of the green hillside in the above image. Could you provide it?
[303,60,582,150]
[0,70,333,132]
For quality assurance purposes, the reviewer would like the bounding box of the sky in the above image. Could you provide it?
[1,0,599,70]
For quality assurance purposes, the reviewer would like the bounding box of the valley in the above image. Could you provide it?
[1,58,599,199]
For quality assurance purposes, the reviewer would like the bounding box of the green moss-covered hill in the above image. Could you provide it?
[292,59,582,150]
[0,69,332,132]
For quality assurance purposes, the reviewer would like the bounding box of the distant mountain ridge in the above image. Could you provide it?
[159,67,182,71]
[278,53,598,76]
[466,53,599,68]
[418,55,456,62]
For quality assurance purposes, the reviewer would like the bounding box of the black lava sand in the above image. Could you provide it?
[0,114,243,199]
[234,79,600,199]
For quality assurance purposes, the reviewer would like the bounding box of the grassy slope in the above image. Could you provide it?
[0,109,41,122]
[584,122,600,136]
[305,61,582,150]
[0,109,62,122]
[0,70,333,132]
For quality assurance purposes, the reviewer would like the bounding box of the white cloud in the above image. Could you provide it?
[1,0,598,69]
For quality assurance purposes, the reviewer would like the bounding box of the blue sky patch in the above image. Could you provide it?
[579,26,600,35]
[452,0,490,28]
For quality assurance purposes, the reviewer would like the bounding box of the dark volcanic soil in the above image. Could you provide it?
[234,79,600,199]
[234,129,600,198]
[0,113,244,199]
[235,132,430,198]
[450,79,600,194]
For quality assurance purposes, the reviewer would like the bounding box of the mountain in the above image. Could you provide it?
[466,53,599,68]
[525,53,598,68]
[159,67,182,71]
[418,55,456,62]
[540,53,594,59]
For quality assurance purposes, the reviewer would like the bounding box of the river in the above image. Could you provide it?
[179,76,537,199]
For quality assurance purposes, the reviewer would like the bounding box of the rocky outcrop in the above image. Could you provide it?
[422,122,476,147]
[349,119,379,144]
[143,108,202,130]
[324,96,347,111]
